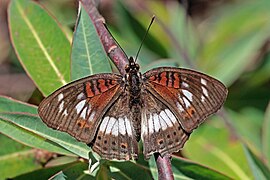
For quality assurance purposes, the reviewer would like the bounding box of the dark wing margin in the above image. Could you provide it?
[38,73,123,144]
[141,91,190,159]
[143,67,228,133]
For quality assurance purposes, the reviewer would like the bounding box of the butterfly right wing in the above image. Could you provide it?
[38,73,123,144]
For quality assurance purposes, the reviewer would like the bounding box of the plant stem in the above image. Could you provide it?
[155,153,174,180]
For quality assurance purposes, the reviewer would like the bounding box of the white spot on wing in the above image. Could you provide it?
[159,115,167,130]
[125,117,132,136]
[153,113,161,132]
[100,116,109,132]
[75,100,86,114]
[63,109,68,116]
[119,117,126,135]
[183,90,192,101]
[58,93,64,101]
[182,82,189,88]
[111,120,119,136]
[201,78,209,102]
[141,111,148,136]
[202,87,209,97]
[183,97,191,108]
[201,78,207,85]
[89,111,95,122]
[59,101,64,112]
[165,109,177,124]
[80,107,87,119]
[176,102,184,112]
[148,114,154,134]
[77,92,84,100]
[160,110,173,127]
[105,117,116,134]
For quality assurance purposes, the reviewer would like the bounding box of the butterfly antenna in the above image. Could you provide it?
[134,15,155,62]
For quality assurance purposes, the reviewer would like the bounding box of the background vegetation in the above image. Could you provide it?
[0,0,270,179]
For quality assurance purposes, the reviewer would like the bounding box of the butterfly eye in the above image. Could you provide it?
[135,64,140,70]
[125,65,130,72]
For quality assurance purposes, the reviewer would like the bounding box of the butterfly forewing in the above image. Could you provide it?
[143,67,228,133]
[92,93,138,160]
[38,73,123,144]
[141,91,190,159]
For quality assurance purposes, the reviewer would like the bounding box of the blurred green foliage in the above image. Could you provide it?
[0,0,270,179]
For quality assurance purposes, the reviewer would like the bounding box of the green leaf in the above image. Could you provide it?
[0,112,90,159]
[71,4,111,80]
[9,0,71,96]
[171,156,230,180]
[243,145,270,180]
[198,1,270,85]
[0,95,37,114]
[167,2,199,68]
[228,108,264,152]
[108,160,152,179]
[0,96,74,156]
[50,162,94,180]
[0,135,41,179]
[148,155,229,180]
[263,102,270,166]
[13,161,93,180]
[0,120,74,157]
[183,117,252,179]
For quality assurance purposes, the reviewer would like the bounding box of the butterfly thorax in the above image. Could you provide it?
[125,57,142,140]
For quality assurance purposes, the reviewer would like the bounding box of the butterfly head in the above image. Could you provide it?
[125,57,140,74]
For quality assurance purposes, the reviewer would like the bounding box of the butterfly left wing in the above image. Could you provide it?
[143,67,228,133]
[38,73,123,144]
[141,91,190,159]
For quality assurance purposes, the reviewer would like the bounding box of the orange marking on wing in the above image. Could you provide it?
[85,82,94,97]
[98,79,108,92]
[76,118,90,129]
[159,72,167,86]
[149,75,156,81]
[173,73,180,88]
[183,107,196,119]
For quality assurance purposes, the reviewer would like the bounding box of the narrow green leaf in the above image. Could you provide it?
[0,95,37,114]
[71,4,111,80]
[0,113,90,159]
[198,1,270,84]
[13,161,92,180]
[0,96,74,156]
[50,162,94,180]
[167,2,199,68]
[243,145,270,180]
[108,160,152,179]
[0,137,41,180]
[0,120,74,156]
[9,0,71,96]
[184,117,252,179]
[262,102,270,166]
[171,156,230,180]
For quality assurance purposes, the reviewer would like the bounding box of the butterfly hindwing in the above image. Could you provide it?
[143,67,228,133]
[92,93,138,160]
[38,73,123,144]
[141,91,190,159]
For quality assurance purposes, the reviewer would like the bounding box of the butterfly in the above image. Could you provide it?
[38,57,228,160]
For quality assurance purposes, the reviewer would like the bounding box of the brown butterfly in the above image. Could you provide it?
[38,57,228,160]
